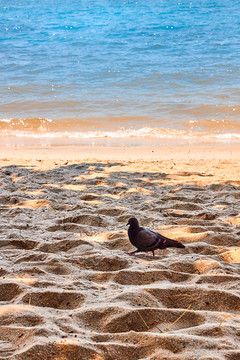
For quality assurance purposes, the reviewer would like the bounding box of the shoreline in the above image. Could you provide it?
[1,137,240,161]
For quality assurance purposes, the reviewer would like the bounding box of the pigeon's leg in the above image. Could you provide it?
[152,250,155,256]
[127,249,140,256]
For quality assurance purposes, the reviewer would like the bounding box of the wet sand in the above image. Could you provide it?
[0,143,239,359]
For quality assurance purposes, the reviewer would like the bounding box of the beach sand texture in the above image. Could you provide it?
[0,153,240,359]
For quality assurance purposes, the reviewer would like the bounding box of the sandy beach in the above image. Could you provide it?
[0,143,239,359]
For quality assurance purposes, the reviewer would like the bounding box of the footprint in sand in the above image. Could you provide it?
[0,283,22,301]
[22,291,85,309]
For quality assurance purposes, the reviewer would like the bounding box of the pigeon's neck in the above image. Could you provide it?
[128,223,140,240]
[131,223,140,231]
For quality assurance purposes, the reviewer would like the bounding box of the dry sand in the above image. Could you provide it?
[0,143,240,359]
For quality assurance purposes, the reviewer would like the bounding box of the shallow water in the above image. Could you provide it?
[1,0,240,139]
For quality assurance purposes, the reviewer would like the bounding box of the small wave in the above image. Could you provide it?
[179,105,240,116]
[184,118,240,133]
[0,117,53,132]
[1,125,240,143]
[1,117,240,143]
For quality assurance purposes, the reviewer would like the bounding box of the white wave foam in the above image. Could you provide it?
[1,126,240,143]
[0,118,12,123]
[215,133,240,139]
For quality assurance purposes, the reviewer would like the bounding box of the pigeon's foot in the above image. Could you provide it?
[126,251,139,256]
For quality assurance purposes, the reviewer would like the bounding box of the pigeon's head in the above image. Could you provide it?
[127,217,139,227]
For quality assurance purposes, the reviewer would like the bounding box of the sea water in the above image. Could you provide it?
[1,0,240,141]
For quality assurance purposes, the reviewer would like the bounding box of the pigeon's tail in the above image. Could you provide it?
[158,236,185,249]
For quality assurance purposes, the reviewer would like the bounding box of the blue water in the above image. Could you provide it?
[1,0,240,135]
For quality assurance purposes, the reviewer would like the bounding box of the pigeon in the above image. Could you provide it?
[127,217,185,256]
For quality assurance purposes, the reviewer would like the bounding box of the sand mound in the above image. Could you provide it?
[0,159,239,359]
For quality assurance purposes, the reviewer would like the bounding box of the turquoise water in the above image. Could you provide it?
[1,0,240,138]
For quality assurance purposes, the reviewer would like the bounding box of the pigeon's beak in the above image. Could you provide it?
[126,220,130,226]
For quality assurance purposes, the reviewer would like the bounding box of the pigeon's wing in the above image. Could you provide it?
[138,228,184,250]
[135,228,160,251]
[152,231,185,249]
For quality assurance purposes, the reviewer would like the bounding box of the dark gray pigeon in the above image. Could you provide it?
[127,217,185,256]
